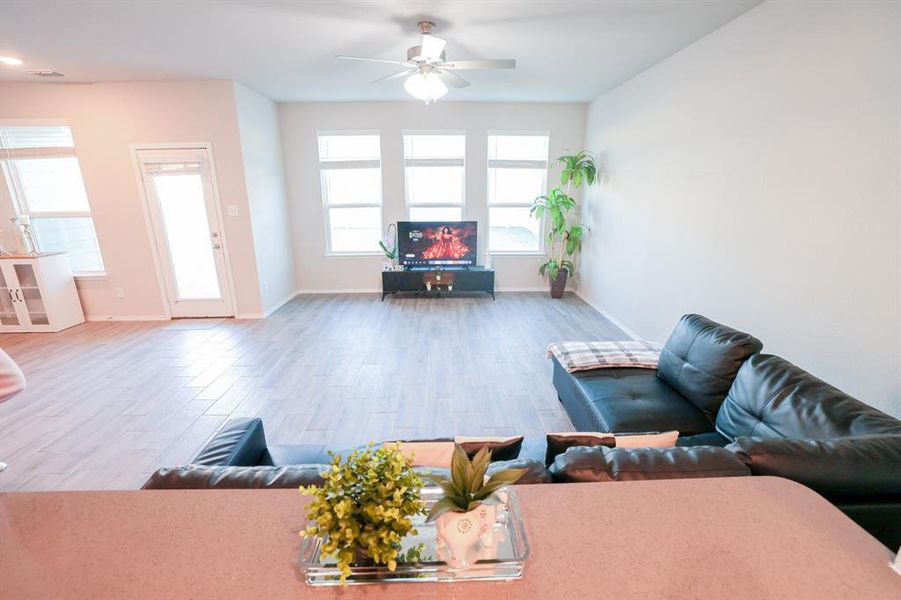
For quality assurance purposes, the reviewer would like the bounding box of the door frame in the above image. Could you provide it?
[130,142,237,319]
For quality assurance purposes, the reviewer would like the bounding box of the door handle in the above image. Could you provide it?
[8,289,15,303]
[15,289,23,303]
[213,243,221,250]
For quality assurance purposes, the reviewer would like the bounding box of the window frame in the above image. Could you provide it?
[486,130,550,255]
[403,130,466,221]
[316,130,384,256]
[0,120,106,275]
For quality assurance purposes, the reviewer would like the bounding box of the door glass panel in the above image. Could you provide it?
[13,265,48,325]
[151,173,221,300]
[0,268,19,326]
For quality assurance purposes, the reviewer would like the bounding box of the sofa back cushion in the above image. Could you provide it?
[716,354,901,441]
[727,435,901,498]
[549,445,750,483]
[143,465,326,489]
[193,418,268,467]
[657,314,763,421]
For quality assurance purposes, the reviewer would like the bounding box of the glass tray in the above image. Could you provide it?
[299,486,530,586]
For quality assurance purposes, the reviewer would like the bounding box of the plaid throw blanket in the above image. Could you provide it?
[547,341,662,373]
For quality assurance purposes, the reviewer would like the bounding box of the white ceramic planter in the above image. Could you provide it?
[436,504,497,568]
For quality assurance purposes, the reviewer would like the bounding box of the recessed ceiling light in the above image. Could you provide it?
[0,56,24,66]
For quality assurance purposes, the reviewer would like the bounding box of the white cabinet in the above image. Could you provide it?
[0,253,85,332]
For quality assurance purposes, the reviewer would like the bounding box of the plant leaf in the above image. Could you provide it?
[480,468,526,496]
[468,447,491,491]
[450,444,471,494]
[426,497,465,522]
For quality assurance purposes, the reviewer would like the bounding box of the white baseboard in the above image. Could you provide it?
[86,314,170,322]
[297,287,552,294]
[574,291,641,340]
[296,288,380,294]
[495,286,548,292]
[262,290,300,317]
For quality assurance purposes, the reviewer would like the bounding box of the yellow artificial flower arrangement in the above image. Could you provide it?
[300,443,426,584]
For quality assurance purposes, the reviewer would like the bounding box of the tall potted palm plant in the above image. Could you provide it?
[530,151,598,298]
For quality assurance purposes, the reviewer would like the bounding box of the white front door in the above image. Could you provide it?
[137,148,234,318]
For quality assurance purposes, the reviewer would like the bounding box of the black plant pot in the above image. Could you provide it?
[550,270,568,299]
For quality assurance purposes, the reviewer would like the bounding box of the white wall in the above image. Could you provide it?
[580,1,901,415]
[0,80,265,318]
[233,82,297,315]
[278,101,586,292]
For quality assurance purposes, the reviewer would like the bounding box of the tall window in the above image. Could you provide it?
[0,123,105,273]
[317,132,383,253]
[404,132,465,221]
[487,133,549,253]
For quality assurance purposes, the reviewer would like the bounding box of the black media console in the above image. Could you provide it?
[381,266,495,301]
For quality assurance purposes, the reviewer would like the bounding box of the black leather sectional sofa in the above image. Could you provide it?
[551,314,901,548]
[144,314,901,548]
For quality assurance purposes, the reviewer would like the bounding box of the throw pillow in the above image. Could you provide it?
[455,435,524,461]
[614,430,679,448]
[385,440,455,468]
[545,432,616,466]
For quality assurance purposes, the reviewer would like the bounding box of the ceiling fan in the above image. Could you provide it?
[337,21,516,104]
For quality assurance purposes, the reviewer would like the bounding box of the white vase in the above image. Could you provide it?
[435,504,497,568]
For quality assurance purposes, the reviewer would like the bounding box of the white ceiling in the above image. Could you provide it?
[0,0,761,102]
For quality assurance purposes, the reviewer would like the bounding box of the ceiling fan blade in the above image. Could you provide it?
[437,70,470,89]
[372,69,415,84]
[443,59,516,70]
[336,55,408,66]
[420,34,447,61]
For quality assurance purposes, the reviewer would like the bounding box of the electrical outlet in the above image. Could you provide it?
[227,205,239,217]
[115,287,125,299]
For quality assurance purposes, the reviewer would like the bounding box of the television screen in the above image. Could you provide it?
[398,221,477,267]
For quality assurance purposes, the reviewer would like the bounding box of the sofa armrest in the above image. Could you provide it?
[549,445,750,483]
[142,465,326,489]
[726,435,901,498]
[192,418,268,467]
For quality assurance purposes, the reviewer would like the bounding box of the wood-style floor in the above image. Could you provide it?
[0,292,624,492]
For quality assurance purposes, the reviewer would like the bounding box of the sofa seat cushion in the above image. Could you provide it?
[554,360,714,436]
[727,435,901,498]
[657,314,763,422]
[716,354,901,440]
[549,445,751,483]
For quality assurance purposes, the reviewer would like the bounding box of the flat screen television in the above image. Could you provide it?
[397,221,477,267]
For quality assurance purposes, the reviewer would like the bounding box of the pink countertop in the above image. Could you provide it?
[1,476,898,599]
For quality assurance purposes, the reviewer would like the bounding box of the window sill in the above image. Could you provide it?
[74,272,109,280]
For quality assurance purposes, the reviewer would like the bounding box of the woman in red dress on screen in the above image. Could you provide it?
[422,226,470,260]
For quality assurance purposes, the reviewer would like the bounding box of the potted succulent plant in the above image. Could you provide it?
[530,151,598,298]
[299,444,426,585]
[425,445,525,567]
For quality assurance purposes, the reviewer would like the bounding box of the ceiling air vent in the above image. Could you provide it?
[27,70,65,78]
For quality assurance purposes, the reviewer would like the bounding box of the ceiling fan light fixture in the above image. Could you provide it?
[404,70,447,104]
[420,34,447,61]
